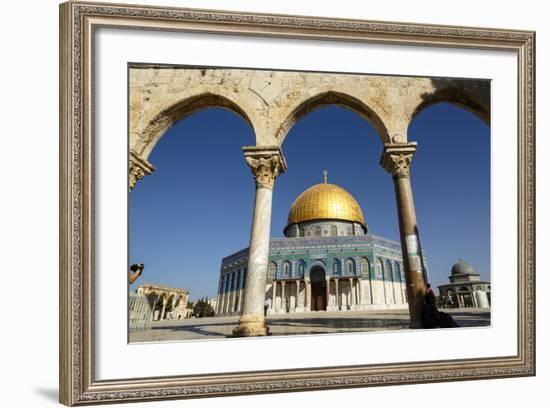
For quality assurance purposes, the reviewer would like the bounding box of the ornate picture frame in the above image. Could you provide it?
[59,1,535,405]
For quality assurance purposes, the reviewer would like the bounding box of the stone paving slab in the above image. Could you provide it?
[129,308,491,343]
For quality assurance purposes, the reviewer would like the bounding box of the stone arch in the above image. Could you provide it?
[173,294,182,308]
[136,92,256,160]
[275,91,390,144]
[410,79,490,126]
[310,260,326,268]
[144,291,159,308]
[268,261,277,279]
[297,260,306,276]
[306,260,326,279]
[282,260,292,277]
[360,257,370,276]
[152,293,167,320]
[309,265,328,311]
[332,258,341,275]
[394,261,402,281]
[345,257,356,275]
[385,259,394,281]
[376,257,384,279]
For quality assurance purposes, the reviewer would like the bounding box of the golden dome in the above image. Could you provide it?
[286,182,366,229]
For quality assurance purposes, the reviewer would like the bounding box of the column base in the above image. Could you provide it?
[231,314,269,337]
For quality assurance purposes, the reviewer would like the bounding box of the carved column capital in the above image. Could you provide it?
[243,146,287,190]
[380,142,417,179]
[129,151,155,191]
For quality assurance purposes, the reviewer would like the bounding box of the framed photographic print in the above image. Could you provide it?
[59,1,535,405]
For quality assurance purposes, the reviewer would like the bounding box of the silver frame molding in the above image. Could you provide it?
[59,1,536,405]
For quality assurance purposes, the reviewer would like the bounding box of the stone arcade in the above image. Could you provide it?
[137,284,192,321]
[216,174,412,316]
[129,66,490,335]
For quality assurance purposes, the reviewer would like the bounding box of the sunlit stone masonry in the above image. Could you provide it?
[129,66,489,333]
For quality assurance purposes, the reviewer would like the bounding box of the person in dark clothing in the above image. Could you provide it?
[421,287,440,329]
[421,283,459,329]
[129,263,144,284]
[425,283,436,305]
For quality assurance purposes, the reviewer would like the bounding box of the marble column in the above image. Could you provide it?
[349,278,356,308]
[225,290,231,313]
[154,295,161,320]
[326,279,331,308]
[281,281,286,313]
[271,281,277,312]
[233,147,287,337]
[223,280,229,314]
[219,277,226,315]
[171,297,178,318]
[234,271,241,313]
[160,299,167,321]
[216,279,223,315]
[239,287,244,312]
[230,283,236,314]
[381,142,427,328]
[305,280,311,311]
[296,280,301,310]
[233,272,239,312]
[335,279,340,310]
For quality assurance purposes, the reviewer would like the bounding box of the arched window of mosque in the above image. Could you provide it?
[315,226,322,236]
[268,262,277,279]
[376,258,383,279]
[385,260,393,281]
[283,261,291,277]
[346,258,355,274]
[360,257,370,276]
[333,259,341,275]
[298,260,306,276]
[394,262,402,282]
[331,225,337,236]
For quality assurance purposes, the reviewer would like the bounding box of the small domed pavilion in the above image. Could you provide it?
[437,260,491,308]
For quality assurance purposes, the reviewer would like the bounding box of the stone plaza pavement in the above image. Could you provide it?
[130,308,491,342]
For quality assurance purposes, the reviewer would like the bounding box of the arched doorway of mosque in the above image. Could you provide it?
[310,266,327,311]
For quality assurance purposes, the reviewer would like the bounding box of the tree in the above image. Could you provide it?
[192,297,214,318]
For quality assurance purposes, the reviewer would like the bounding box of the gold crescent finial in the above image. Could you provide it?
[323,169,328,183]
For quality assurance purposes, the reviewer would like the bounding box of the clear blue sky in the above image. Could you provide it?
[130,102,490,300]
